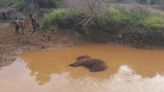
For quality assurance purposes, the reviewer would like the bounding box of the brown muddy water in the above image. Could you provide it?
[1,44,164,92]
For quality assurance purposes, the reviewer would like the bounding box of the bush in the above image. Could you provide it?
[38,0,60,8]
[141,15,164,28]
[0,0,26,7]
[42,6,164,33]
[0,0,10,6]
[42,9,85,29]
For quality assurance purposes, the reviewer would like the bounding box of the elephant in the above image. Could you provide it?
[69,55,108,72]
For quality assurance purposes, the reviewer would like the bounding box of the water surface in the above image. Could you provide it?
[1,44,164,92]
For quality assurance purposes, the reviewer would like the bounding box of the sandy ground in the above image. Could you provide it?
[0,22,89,67]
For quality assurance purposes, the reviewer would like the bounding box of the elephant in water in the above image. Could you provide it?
[69,55,108,72]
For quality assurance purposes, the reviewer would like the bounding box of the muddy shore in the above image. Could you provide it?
[0,22,164,68]
[0,23,89,67]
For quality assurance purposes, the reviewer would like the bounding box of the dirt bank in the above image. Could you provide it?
[0,22,164,68]
[88,27,164,49]
[0,23,89,68]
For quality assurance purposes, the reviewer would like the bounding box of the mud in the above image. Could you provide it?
[0,23,89,67]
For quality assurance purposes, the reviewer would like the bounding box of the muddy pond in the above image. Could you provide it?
[0,44,164,92]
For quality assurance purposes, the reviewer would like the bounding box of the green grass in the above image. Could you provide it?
[141,15,164,28]
[100,6,164,28]
[42,6,164,32]
[42,9,84,29]
[42,9,66,29]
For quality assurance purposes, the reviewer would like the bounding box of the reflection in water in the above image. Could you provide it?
[1,58,164,92]
[21,44,164,85]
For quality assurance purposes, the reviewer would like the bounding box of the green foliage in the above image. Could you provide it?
[0,0,60,8]
[42,6,164,33]
[0,0,10,6]
[127,8,164,28]
[0,0,26,7]
[137,0,161,4]
[38,0,60,8]
[42,9,66,29]
[99,6,164,28]
[142,15,164,28]
[96,6,130,27]
[15,0,26,7]
[42,9,84,30]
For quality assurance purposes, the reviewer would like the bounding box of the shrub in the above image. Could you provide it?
[0,0,26,7]
[38,0,60,8]
[42,6,164,33]
[141,15,164,28]
[0,0,10,6]
[42,9,85,29]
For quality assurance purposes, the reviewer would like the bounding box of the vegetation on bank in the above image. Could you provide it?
[37,0,60,8]
[0,0,60,8]
[1,0,164,46]
[0,0,26,7]
[42,5,164,34]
